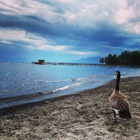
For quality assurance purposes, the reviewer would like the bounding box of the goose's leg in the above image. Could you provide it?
[113,110,119,123]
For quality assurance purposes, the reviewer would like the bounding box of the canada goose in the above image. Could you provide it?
[109,71,131,123]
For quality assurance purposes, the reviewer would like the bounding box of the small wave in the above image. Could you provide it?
[70,75,103,84]
[76,77,85,80]
[48,83,82,93]
[89,74,102,78]
[70,75,102,82]
[70,78,86,82]
[49,80,69,83]
[86,80,101,84]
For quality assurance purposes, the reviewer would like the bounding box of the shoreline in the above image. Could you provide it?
[0,84,108,116]
[0,76,138,115]
[0,78,115,116]
[0,77,140,139]
[0,78,111,111]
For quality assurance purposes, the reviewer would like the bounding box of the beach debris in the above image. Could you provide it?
[44,101,50,104]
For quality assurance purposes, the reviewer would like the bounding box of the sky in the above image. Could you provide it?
[0,0,140,62]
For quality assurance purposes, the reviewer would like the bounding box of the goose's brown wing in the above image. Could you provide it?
[118,99,130,111]
[118,99,131,118]
[109,95,130,111]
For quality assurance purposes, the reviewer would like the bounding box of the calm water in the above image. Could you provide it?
[0,62,140,108]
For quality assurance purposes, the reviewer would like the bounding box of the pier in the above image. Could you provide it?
[32,61,105,66]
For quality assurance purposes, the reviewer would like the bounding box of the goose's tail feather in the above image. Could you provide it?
[119,111,132,119]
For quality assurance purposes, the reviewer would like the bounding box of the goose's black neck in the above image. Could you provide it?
[115,75,120,91]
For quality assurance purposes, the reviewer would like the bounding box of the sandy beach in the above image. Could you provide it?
[0,77,140,140]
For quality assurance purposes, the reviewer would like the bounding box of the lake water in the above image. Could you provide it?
[0,62,140,108]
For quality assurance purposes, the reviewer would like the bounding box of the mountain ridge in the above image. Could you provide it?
[72,57,101,64]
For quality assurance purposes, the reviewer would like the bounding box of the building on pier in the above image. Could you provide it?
[38,60,45,64]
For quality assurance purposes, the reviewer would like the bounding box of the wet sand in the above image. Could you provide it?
[0,77,140,140]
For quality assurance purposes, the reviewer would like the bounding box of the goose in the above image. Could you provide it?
[109,71,131,123]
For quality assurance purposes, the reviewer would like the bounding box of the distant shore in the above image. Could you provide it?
[0,77,140,139]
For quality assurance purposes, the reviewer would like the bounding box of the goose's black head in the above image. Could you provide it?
[115,71,121,81]
[116,71,121,77]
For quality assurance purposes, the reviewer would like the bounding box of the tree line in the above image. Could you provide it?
[99,51,140,66]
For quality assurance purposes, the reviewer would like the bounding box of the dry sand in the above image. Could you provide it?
[0,77,140,140]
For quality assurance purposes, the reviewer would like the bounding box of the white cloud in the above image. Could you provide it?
[123,23,140,35]
[0,28,68,52]
[0,0,139,29]
[0,28,26,40]
[0,27,100,56]
[68,50,99,56]
[114,9,134,24]
[29,44,67,51]
[0,0,59,23]
[0,28,49,46]
[0,28,47,46]
[0,0,125,26]
[0,40,12,44]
